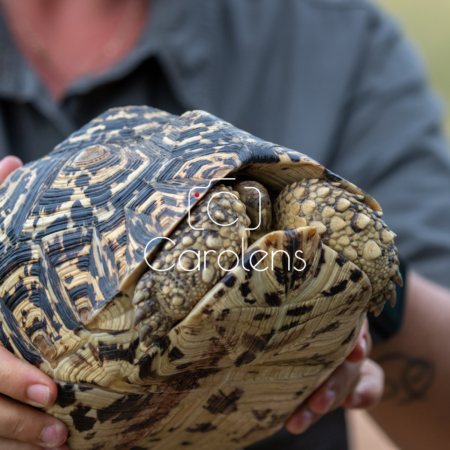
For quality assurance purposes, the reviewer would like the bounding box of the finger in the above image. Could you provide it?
[0,436,69,450]
[285,359,362,434]
[307,359,362,415]
[0,395,67,447]
[342,359,384,409]
[0,156,22,184]
[346,318,371,363]
[285,405,322,435]
[0,347,58,408]
[360,317,372,356]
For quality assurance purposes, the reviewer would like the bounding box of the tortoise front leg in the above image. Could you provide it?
[132,185,250,346]
[274,179,402,313]
[232,180,273,244]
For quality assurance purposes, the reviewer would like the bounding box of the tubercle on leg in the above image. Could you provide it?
[231,180,273,243]
[391,264,403,287]
[133,301,156,327]
[131,184,251,345]
[273,179,402,313]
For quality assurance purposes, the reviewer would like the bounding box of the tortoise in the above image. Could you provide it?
[0,106,402,450]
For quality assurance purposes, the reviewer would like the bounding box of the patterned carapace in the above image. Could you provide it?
[0,106,399,450]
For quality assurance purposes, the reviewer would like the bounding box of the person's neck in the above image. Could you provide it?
[1,0,149,101]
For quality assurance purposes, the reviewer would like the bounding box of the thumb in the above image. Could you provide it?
[0,156,23,184]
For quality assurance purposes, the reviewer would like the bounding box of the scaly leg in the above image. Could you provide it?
[132,185,250,346]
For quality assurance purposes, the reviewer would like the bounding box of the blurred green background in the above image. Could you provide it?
[377,0,450,139]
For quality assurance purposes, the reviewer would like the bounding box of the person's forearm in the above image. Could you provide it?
[370,271,450,449]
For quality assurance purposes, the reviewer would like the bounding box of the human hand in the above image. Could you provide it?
[0,346,68,449]
[285,318,384,434]
[0,156,22,184]
[0,156,68,449]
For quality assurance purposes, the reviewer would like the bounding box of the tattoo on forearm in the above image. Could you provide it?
[376,352,435,405]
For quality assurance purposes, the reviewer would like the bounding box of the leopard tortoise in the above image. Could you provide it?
[0,106,402,450]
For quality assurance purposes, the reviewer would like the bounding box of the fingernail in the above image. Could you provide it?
[287,407,314,434]
[349,383,368,408]
[40,424,65,445]
[351,392,362,408]
[361,336,367,357]
[27,384,50,407]
[297,408,314,433]
[322,389,337,412]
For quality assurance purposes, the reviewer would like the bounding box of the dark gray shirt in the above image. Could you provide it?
[1,0,450,448]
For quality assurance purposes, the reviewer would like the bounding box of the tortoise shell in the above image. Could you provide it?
[0,107,381,449]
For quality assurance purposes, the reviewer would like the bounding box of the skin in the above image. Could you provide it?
[0,347,68,450]
[2,1,448,447]
[0,159,379,449]
[0,159,67,450]
[370,272,450,449]
[286,318,383,433]
[0,3,382,446]
[0,0,149,100]
[289,272,450,446]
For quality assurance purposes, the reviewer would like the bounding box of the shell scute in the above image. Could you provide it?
[0,106,393,450]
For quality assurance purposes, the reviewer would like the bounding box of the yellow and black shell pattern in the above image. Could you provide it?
[0,106,381,450]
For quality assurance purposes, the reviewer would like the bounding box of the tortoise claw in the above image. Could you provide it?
[133,300,156,327]
[145,336,159,347]
[391,266,403,287]
[132,275,154,306]
[373,303,385,317]
[132,290,146,306]
[140,325,153,342]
